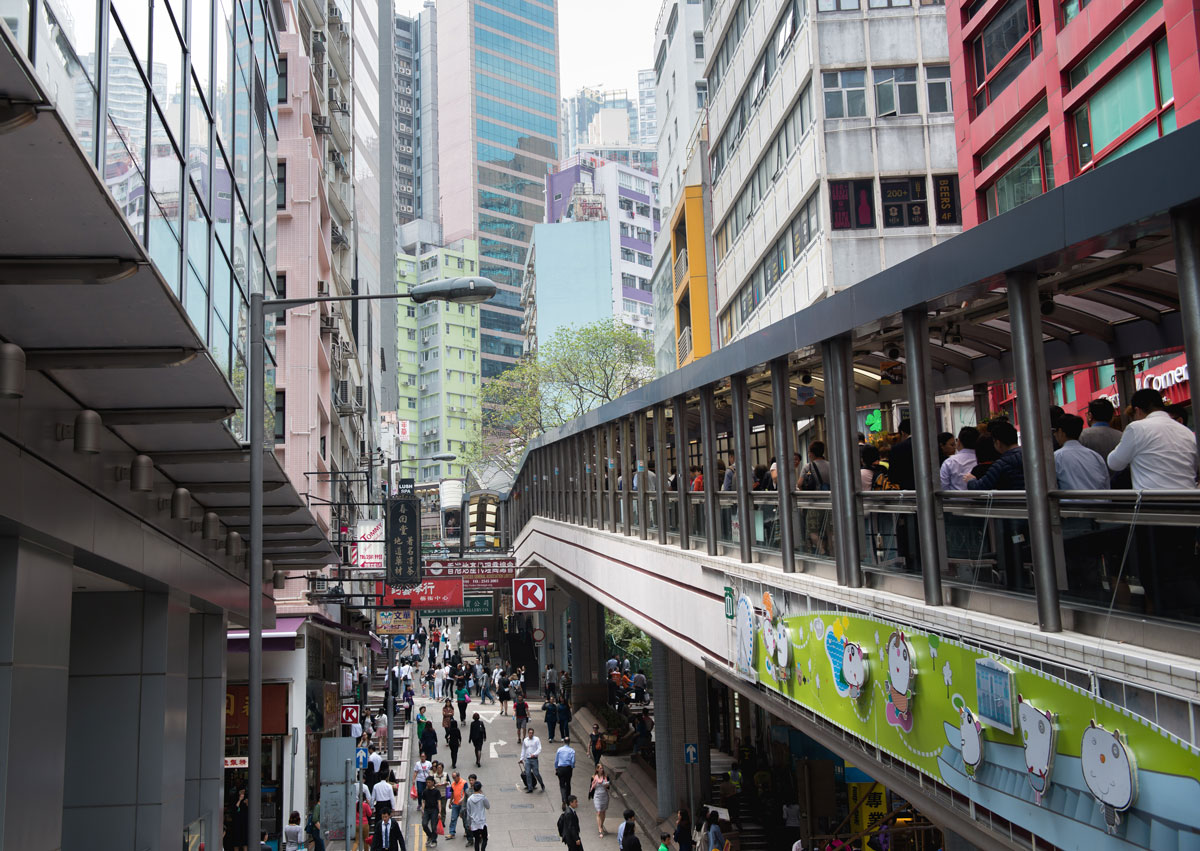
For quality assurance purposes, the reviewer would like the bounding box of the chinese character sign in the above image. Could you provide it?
[377,578,465,609]
[386,496,421,585]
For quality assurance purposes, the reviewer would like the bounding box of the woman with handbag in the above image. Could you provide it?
[590,764,611,837]
[456,680,470,723]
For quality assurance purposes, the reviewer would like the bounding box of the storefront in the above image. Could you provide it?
[223,683,291,849]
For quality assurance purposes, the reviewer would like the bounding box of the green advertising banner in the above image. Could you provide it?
[729,589,1200,850]
[422,595,493,617]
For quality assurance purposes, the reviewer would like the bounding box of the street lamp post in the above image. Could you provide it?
[386,450,457,495]
[246,278,494,841]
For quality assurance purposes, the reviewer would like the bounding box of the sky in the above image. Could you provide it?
[394,0,661,96]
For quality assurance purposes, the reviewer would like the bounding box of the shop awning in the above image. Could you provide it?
[226,614,374,652]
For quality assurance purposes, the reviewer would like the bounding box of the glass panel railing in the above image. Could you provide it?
[665,495,680,535]
[860,492,920,574]
[688,492,706,542]
[938,493,1036,594]
[792,491,836,561]
[749,494,783,551]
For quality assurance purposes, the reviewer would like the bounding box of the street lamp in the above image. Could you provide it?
[246,278,494,839]
[386,451,457,494]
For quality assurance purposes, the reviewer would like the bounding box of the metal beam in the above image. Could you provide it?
[23,347,200,369]
[97,407,236,424]
[699,385,720,557]
[1073,290,1162,324]
[730,373,754,564]
[0,257,141,285]
[673,396,692,550]
[770,358,797,573]
[180,481,288,494]
[1043,303,1116,341]
[634,410,649,541]
[210,506,300,517]
[154,449,252,464]
[1171,207,1200,457]
[653,404,669,546]
[903,307,947,607]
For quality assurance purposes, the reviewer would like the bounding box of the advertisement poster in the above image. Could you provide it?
[376,578,465,609]
[375,609,416,635]
[353,519,384,570]
[726,587,1200,850]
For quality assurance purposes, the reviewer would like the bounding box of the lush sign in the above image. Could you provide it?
[728,588,1200,849]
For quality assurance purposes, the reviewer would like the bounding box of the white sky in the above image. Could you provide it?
[394,0,660,96]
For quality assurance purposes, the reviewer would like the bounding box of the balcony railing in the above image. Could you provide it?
[676,326,693,363]
[673,248,689,289]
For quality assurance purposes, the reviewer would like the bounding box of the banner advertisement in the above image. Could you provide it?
[376,578,465,609]
[353,519,385,570]
[375,609,416,635]
[422,558,518,590]
[725,580,1200,850]
[385,496,421,585]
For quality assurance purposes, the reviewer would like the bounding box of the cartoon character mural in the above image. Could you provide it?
[1081,722,1137,835]
[760,592,790,682]
[1017,695,1057,805]
[884,631,915,732]
[842,641,868,700]
[959,707,984,778]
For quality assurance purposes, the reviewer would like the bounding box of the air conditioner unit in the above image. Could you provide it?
[419,384,428,391]
[320,315,338,334]
[313,578,328,592]
[318,280,330,296]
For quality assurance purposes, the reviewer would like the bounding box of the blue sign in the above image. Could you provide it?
[355,747,368,771]
[684,743,699,764]
[392,635,408,650]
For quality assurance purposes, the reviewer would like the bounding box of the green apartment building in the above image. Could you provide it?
[395,234,482,483]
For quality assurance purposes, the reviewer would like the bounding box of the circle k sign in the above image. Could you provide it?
[513,577,546,612]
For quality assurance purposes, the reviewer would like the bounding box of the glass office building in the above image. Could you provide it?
[437,0,559,379]
[4,0,281,431]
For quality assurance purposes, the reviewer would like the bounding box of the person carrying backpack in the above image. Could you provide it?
[799,441,832,556]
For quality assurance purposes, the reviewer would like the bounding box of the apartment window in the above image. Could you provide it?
[278,56,288,104]
[274,391,286,441]
[972,0,1041,112]
[823,71,867,118]
[637,252,653,267]
[818,0,860,11]
[985,138,1055,218]
[869,0,910,7]
[1074,40,1174,169]
[926,66,952,113]
[276,274,286,324]
[875,68,919,116]
[407,329,416,340]
[880,177,929,226]
[320,435,326,458]
[830,179,876,229]
[276,162,286,209]
[932,175,962,224]
[696,82,708,109]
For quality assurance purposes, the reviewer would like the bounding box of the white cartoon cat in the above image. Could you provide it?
[959,707,983,778]
[886,631,914,714]
[1017,695,1056,805]
[843,641,867,700]
[1081,722,1137,835]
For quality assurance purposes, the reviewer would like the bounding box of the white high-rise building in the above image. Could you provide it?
[652,0,708,215]
[637,68,657,147]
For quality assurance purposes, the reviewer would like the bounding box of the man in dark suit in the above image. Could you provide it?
[372,808,406,850]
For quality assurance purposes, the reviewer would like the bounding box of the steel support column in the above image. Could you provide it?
[606,422,618,533]
[822,336,862,587]
[1008,272,1064,633]
[770,358,797,573]
[634,410,649,540]
[594,429,604,528]
[673,396,692,550]
[1170,207,1200,455]
[903,307,947,606]
[654,404,669,545]
[730,373,754,563]
[619,417,632,536]
[247,292,264,844]
[699,385,720,557]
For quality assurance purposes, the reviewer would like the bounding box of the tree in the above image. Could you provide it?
[465,319,654,481]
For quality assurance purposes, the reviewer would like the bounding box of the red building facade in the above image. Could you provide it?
[947,0,1200,227]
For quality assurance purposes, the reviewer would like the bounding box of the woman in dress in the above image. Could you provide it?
[442,698,455,732]
[498,672,511,715]
[446,717,462,769]
[230,787,249,851]
[469,712,487,768]
[590,763,611,837]
[431,760,449,822]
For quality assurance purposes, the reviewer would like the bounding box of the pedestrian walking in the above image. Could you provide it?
[554,740,576,806]
[371,808,404,851]
[466,781,490,851]
[519,727,545,793]
[442,698,455,731]
[447,771,467,840]
[282,811,304,851]
[558,796,583,849]
[513,695,530,737]
[557,697,571,741]
[469,712,487,767]
[420,777,442,847]
[673,809,693,851]
[544,697,559,741]
[456,680,470,723]
[421,721,439,760]
[446,718,462,769]
[618,810,637,850]
[371,765,396,833]
[497,674,511,715]
[589,764,611,837]
[588,724,605,766]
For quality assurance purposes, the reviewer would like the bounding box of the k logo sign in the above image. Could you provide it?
[513,578,546,612]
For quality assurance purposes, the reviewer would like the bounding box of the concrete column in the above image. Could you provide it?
[0,537,74,851]
[822,336,863,587]
[1170,207,1200,455]
[185,612,227,844]
[63,591,192,850]
[568,595,607,708]
[652,642,710,820]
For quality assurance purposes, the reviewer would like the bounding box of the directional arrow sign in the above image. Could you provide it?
[392,635,408,650]
[489,739,508,760]
[356,747,369,770]
[684,742,699,764]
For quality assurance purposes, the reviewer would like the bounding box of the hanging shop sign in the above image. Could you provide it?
[725,583,1200,849]
[422,595,495,618]
[422,558,518,590]
[385,496,421,585]
[375,609,416,636]
[226,683,289,736]
[377,578,464,609]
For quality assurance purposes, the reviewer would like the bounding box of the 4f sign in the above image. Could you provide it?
[341,704,360,725]
[513,578,546,612]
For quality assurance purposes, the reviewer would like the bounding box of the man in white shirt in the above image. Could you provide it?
[1053,415,1110,490]
[399,662,412,687]
[1107,389,1198,489]
[371,771,396,821]
[939,426,979,491]
[519,727,545,793]
[349,711,363,741]
[368,745,384,775]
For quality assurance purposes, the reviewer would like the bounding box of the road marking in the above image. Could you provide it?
[489,738,508,759]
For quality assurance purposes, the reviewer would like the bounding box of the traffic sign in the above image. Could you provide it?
[341,704,360,725]
[513,578,546,612]
[684,743,699,764]
[392,635,408,650]
[532,628,545,642]
[356,747,368,770]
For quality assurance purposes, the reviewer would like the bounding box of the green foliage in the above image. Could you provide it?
[606,610,651,660]
[463,319,654,480]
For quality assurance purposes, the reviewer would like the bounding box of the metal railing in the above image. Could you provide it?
[673,248,689,288]
[676,326,693,363]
